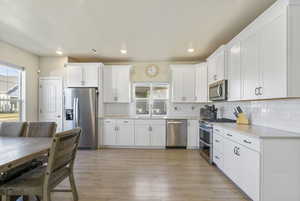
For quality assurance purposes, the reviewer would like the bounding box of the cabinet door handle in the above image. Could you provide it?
[215,156,220,160]
[243,140,252,144]
[215,129,220,132]
[148,126,152,132]
[227,134,232,137]
[215,140,220,143]
[255,87,259,96]
[259,87,263,95]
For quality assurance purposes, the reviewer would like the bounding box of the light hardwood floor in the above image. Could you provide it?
[53,149,250,201]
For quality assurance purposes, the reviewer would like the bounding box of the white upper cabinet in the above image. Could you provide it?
[225,0,300,101]
[195,63,208,103]
[227,41,241,101]
[103,65,131,103]
[207,45,226,84]
[241,32,261,100]
[66,63,101,87]
[170,64,196,103]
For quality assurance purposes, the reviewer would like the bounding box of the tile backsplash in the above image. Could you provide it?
[104,99,300,134]
[212,99,300,133]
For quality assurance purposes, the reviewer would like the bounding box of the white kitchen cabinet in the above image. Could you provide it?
[116,120,134,146]
[103,65,131,103]
[227,41,241,101]
[170,65,196,103]
[134,120,166,147]
[150,124,166,147]
[102,119,134,146]
[195,63,208,103]
[66,63,101,87]
[225,0,300,101]
[187,120,199,149]
[207,45,226,84]
[103,119,116,146]
[135,124,151,146]
[241,32,261,100]
[259,8,287,99]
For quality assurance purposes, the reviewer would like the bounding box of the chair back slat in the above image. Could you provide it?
[45,128,81,186]
[0,122,28,137]
[26,122,57,137]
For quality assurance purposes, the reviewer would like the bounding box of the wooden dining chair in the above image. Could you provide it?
[0,128,81,201]
[0,122,28,137]
[25,122,57,137]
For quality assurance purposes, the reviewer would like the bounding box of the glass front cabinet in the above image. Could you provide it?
[133,83,169,117]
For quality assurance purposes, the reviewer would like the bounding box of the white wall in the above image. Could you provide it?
[0,40,39,121]
[39,56,68,77]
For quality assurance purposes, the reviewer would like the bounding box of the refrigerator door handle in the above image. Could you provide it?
[76,97,80,127]
[73,98,77,128]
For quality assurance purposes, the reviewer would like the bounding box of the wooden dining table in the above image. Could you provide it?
[0,137,52,173]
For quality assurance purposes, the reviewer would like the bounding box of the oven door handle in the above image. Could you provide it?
[199,139,211,147]
[199,127,212,133]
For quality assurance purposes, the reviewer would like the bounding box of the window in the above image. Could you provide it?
[134,83,169,116]
[0,63,23,121]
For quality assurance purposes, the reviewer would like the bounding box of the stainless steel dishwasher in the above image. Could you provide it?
[166,119,187,148]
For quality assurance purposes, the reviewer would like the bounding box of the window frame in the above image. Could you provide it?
[0,61,25,122]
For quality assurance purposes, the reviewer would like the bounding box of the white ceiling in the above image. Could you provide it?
[0,0,276,62]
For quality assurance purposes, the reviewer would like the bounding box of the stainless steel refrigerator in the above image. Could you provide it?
[63,88,98,149]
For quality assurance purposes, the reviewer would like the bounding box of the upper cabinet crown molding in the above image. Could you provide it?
[65,63,103,88]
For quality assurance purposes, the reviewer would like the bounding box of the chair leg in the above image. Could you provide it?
[69,173,78,201]
[1,195,9,201]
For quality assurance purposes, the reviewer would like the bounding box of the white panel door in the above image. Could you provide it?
[103,67,114,103]
[241,32,260,100]
[39,77,63,132]
[135,125,150,146]
[66,65,83,87]
[207,58,217,84]
[116,67,131,103]
[195,63,208,103]
[260,11,287,99]
[150,124,166,147]
[216,51,225,81]
[187,120,199,148]
[228,42,241,101]
[116,124,134,146]
[182,68,196,102]
[223,138,240,185]
[103,120,116,145]
[83,64,99,87]
[240,146,260,201]
[171,68,183,102]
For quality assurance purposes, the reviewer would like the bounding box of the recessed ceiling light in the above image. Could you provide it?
[120,49,127,54]
[187,48,195,53]
[56,50,63,55]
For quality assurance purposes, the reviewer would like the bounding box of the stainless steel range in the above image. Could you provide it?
[199,118,236,164]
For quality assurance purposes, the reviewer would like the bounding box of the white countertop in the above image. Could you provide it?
[100,115,201,120]
[213,123,300,139]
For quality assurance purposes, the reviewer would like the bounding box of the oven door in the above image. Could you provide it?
[199,124,213,163]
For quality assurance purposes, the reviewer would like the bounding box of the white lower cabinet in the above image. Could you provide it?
[103,119,166,148]
[103,119,134,146]
[214,127,259,201]
[134,120,166,147]
[187,120,199,148]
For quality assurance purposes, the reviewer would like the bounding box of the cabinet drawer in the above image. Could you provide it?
[103,119,115,125]
[214,127,224,135]
[213,149,223,169]
[116,119,134,125]
[148,120,166,125]
[237,135,260,152]
[213,133,224,153]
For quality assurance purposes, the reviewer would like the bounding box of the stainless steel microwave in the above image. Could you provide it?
[209,80,228,101]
